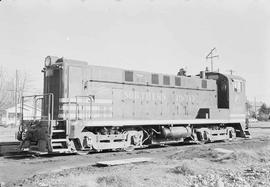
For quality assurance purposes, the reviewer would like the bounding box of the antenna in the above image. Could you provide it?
[206,47,219,72]
[227,69,236,75]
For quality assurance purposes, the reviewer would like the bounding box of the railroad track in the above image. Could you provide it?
[0,141,20,155]
[0,135,267,157]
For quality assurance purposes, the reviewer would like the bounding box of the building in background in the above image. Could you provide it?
[0,103,41,127]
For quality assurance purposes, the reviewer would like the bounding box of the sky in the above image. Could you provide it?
[0,0,270,104]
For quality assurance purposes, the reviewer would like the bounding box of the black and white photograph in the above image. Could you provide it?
[0,0,270,186]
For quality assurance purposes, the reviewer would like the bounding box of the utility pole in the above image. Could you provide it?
[206,48,219,72]
[14,70,18,126]
[254,97,257,119]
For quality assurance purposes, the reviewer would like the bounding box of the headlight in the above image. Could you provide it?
[45,56,51,67]
[44,56,62,67]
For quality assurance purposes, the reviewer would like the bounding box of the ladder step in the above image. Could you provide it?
[52,143,63,147]
[52,129,65,133]
[51,139,67,143]
[52,148,70,153]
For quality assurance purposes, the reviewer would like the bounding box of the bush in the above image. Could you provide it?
[257,113,269,121]
[96,175,131,187]
[170,164,195,176]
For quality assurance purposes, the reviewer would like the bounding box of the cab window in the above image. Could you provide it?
[232,79,243,93]
[152,74,159,84]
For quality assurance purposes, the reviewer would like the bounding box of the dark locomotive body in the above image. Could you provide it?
[17,56,250,153]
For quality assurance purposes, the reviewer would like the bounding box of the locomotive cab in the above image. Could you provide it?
[207,73,229,110]
[206,72,248,136]
[206,72,247,112]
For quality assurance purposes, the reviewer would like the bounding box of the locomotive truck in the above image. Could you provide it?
[17,56,250,153]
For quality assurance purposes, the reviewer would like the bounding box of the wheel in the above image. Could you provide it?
[196,131,207,144]
[228,130,233,141]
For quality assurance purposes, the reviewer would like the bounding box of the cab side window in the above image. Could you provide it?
[232,79,243,93]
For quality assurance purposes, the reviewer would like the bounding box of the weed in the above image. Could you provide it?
[170,164,195,176]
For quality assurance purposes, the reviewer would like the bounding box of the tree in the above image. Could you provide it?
[246,101,256,118]
[0,67,35,111]
[258,103,270,121]
[0,67,14,110]
[259,103,269,114]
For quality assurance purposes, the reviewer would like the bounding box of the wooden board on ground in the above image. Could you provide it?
[213,148,234,154]
[96,157,153,166]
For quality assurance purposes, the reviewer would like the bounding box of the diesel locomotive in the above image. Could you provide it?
[17,56,250,153]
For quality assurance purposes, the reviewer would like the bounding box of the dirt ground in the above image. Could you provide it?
[1,122,270,187]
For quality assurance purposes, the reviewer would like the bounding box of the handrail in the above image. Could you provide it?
[21,93,54,121]
[75,95,95,120]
